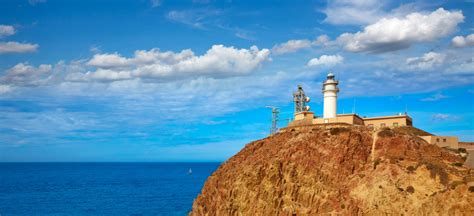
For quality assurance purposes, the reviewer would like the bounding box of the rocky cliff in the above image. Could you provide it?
[190,125,474,215]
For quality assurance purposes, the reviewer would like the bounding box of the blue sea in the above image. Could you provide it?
[0,163,220,216]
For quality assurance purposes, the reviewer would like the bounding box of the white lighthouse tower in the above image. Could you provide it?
[322,72,339,118]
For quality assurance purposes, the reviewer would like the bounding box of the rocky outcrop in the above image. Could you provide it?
[190,125,474,215]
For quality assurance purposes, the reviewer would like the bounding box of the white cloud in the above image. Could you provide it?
[67,69,132,82]
[272,39,312,55]
[431,113,459,121]
[406,52,446,71]
[166,9,222,29]
[0,25,15,37]
[2,63,52,86]
[338,8,464,53]
[150,0,161,8]
[421,93,448,102]
[445,57,474,74]
[0,42,38,54]
[313,35,331,46]
[0,84,12,94]
[89,45,101,53]
[323,0,386,25]
[451,34,474,48]
[86,53,132,69]
[307,55,344,67]
[73,45,270,82]
[28,0,47,6]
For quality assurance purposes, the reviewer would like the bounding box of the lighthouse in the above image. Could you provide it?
[322,72,339,118]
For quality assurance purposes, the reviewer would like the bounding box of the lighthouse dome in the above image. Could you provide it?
[327,72,335,79]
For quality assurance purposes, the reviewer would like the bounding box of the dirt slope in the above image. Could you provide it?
[190,125,474,215]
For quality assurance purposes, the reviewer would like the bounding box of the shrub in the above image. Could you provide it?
[426,162,449,186]
[406,186,415,194]
[451,162,463,167]
[329,127,350,135]
[450,181,464,189]
[378,129,394,137]
[373,158,381,169]
[407,166,416,172]
[458,148,467,153]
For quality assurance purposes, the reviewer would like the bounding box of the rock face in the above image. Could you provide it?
[190,125,474,215]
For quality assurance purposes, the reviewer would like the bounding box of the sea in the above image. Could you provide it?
[0,162,220,216]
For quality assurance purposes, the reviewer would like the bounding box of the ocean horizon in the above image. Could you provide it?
[0,162,221,215]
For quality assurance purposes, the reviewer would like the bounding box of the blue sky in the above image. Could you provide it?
[0,0,473,162]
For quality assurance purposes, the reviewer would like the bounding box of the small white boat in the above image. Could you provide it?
[188,168,192,175]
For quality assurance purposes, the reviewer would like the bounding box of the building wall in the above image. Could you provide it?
[459,142,474,151]
[294,112,314,121]
[420,136,459,149]
[363,116,412,128]
[289,112,314,127]
[312,114,364,125]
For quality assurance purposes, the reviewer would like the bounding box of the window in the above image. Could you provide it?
[393,122,398,127]
[381,123,386,127]
[324,119,329,123]
[443,138,446,142]
[437,138,440,142]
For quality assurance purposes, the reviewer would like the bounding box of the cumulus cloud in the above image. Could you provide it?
[323,0,386,25]
[0,42,38,54]
[0,25,15,37]
[406,52,446,71]
[86,53,134,69]
[1,63,52,86]
[70,45,270,82]
[313,35,331,46]
[67,69,132,82]
[338,8,464,53]
[307,55,344,67]
[272,39,312,55]
[451,34,474,48]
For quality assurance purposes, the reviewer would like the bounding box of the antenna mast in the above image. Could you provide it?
[266,106,280,135]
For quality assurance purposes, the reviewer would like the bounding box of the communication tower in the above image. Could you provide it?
[293,85,310,113]
[266,106,280,135]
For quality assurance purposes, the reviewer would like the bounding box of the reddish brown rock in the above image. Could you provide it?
[190,125,474,215]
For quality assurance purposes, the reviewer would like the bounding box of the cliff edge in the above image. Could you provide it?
[190,125,474,215]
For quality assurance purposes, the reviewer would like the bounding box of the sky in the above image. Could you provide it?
[0,0,473,162]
